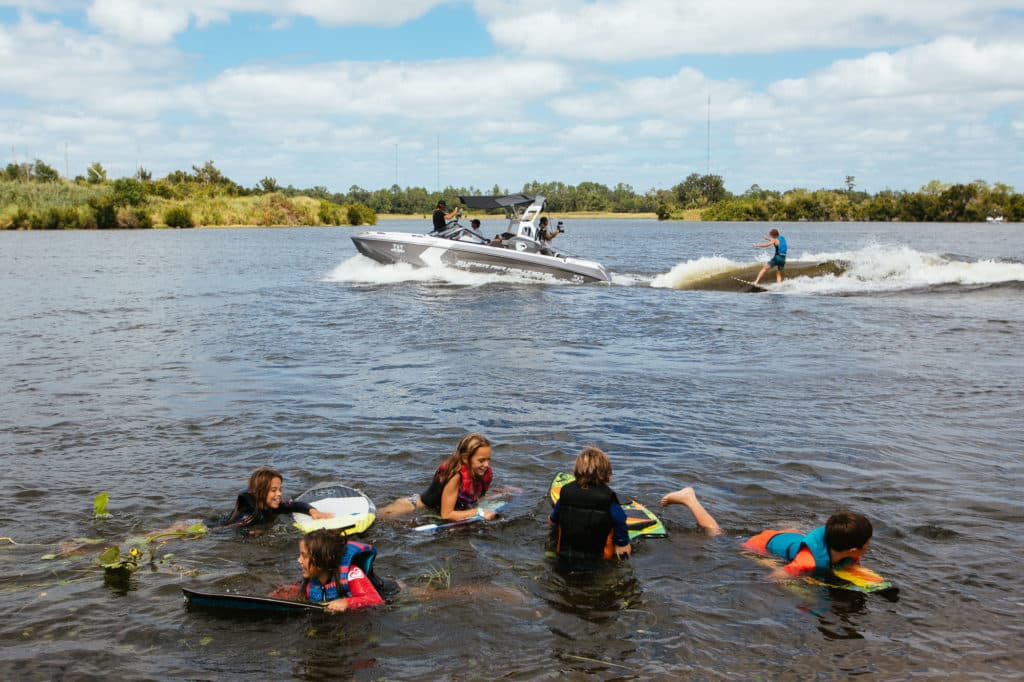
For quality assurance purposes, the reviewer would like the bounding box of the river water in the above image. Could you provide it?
[1,220,1022,680]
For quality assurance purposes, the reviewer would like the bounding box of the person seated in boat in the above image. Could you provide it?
[489,230,515,246]
[222,466,333,529]
[536,217,564,254]
[458,218,486,241]
[377,433,499,522]
[432,200,460,232]
[548,447,632,564]
[270,529,393,612]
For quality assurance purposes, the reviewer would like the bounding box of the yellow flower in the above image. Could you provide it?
[129,548,140,558]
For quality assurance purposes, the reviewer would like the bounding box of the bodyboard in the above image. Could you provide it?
[293,483,376,534]
[413,497,508,533]
[182,587,323,613]
[745,552,897,595]
[549,472,667,540]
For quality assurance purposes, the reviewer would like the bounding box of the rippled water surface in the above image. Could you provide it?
[2,221,1023,680]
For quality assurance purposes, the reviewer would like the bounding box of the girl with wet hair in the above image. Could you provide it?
[223,466,332,527]
[378,433,497,522]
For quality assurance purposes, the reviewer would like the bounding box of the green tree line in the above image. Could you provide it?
[3,160,1020,229]
[1,160,376,229]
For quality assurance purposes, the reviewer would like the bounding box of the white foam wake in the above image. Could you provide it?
[323,255,575,286]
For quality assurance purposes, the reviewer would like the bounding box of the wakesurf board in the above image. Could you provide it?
[182,587,323,613]
[292,483,376,535]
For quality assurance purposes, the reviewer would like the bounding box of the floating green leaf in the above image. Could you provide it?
[93,492,111,520]
[199,636,213,646]
[40,553,58,560]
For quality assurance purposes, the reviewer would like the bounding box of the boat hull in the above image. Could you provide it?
[351,231,610,283]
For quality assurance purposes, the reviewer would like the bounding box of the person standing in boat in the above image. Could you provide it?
[752,228,787,286]
[432,200,460,232]
[536,217,563,254]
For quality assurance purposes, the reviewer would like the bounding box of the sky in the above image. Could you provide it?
[1,1,1023,196]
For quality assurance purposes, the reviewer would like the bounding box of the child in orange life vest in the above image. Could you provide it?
[660,488,873,579]
[742,511,873,579]
[549,447,632,561]
[223,466,334,528]
[270,529,386,613]
[378,433,497,522]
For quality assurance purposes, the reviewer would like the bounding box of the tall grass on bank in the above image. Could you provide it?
[1,180,377,229]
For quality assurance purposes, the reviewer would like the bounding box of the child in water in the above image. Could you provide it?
[271,529,391,612]
[660,487,873,579]
[223,466,333,528]
[378,433,497,522]
[549,447,631,562]
[742,511,873,579]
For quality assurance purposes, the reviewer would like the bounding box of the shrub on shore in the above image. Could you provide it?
[164,206,194,228]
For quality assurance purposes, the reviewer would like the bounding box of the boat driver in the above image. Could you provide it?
[432,200,460,232]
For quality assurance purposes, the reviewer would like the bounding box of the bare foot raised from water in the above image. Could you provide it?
[660,487,697,507]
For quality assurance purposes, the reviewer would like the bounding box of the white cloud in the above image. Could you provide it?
[771,37,1024,103]
[549,67,762,122]
[565,124,623,143]
[480,0,1024,60]
[203,58,572,121]
[0,14,182,105]
[82,0,450,43]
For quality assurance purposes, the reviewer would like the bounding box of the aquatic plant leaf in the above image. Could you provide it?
[93,492,111,519]
[97,546,121,568]
[40,553,58,560]
[199,636,213,646]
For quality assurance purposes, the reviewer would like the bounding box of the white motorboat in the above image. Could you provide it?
[350,194,610,283]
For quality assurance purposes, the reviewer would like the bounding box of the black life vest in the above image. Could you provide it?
[555,481,617,560]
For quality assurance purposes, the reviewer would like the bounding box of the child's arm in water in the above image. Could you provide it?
[610,499,632,558]
[440,475,496,521]
[279,499,334,521]
[324,566,384,613]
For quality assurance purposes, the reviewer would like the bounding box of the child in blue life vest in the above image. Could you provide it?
[549,447,631,562]
[270,529,392,612]
[752,227,787,286]
[378,433,498,522]
[223,466,333,528]
[742,511,873,579]
[660,487,873,579]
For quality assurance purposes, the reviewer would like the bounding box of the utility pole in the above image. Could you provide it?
[706,95,711,176]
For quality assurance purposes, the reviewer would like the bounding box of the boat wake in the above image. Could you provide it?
[651,245,1024,295]
[324,255,579,286]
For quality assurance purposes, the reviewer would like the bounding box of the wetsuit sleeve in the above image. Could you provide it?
[222,492,258,526]
[277,499,314,514]
[549,500,561,524]
[344,567,384,609]
[783,547,818,576]
[609,501,630,547]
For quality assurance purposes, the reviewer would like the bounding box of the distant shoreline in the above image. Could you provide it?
[377,210,686,221]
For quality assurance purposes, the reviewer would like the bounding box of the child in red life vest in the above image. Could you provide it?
[378,433,497,522]
[549,447,632,561]
[270,529,386,613]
